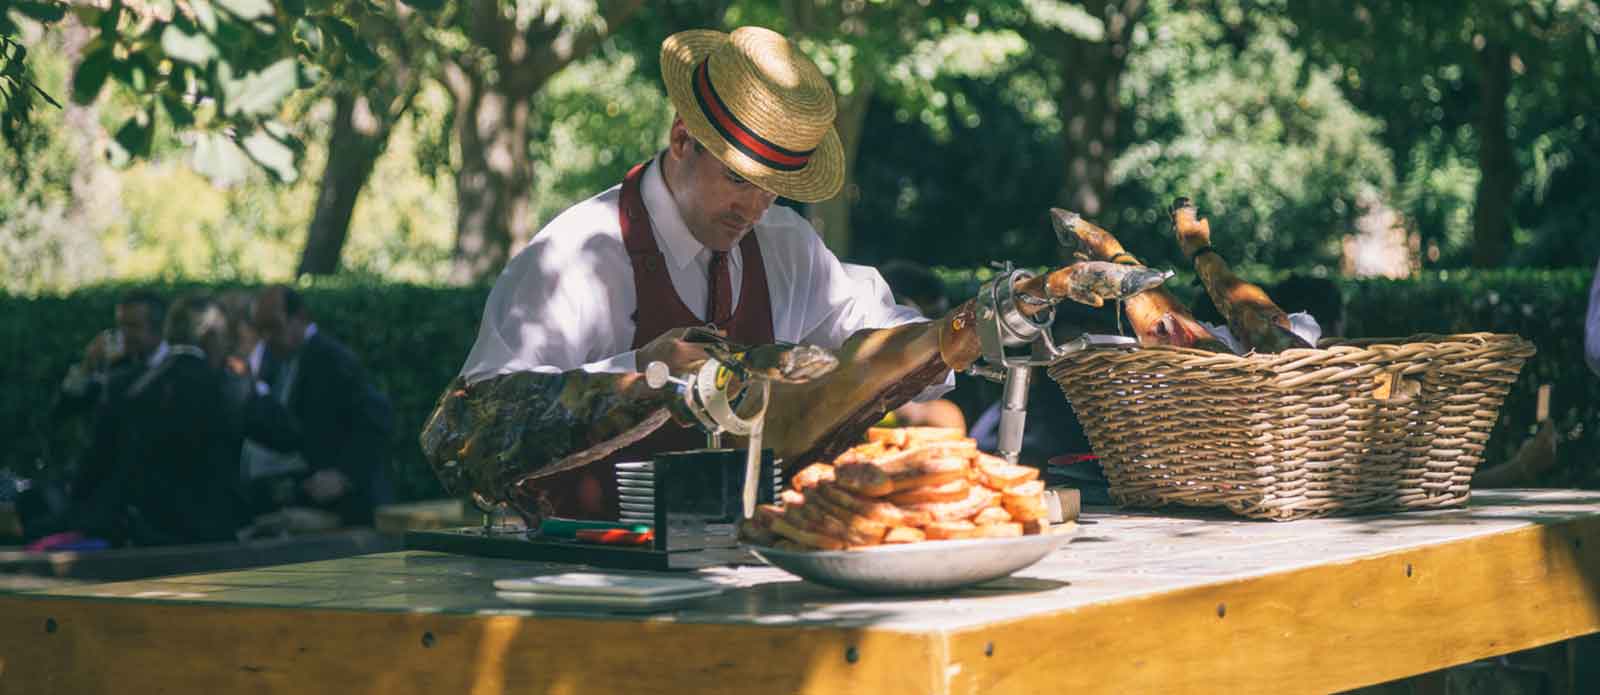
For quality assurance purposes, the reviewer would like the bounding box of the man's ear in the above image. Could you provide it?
[667,118,695,159]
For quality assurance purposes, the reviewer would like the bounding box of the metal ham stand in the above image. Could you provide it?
[964,261,1136,521]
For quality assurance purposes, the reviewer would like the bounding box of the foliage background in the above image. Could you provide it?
[2,0,1596,502]
[2,271,1591,502]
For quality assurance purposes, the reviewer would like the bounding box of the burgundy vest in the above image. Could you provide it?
[530,161,776,519]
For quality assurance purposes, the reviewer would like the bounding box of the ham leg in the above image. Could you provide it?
[1050,208,1229,352]
[1171,197,1312,353]
[758,260,1170,469]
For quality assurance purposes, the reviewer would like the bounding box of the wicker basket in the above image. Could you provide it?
[1045,332,1536,520]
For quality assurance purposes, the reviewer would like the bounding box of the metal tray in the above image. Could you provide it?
[746,524,1075,595]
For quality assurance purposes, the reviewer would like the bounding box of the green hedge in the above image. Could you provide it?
[0,279,490,502]
[2,269,1594,501]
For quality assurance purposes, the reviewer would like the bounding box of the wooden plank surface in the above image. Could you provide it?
[0,528,400,581]
[0,600,940,695]
[945,514,1600,694]
[1,489,1597,695]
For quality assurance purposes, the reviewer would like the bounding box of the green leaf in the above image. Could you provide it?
[107,109,154,165]
[160,92,194,127]
[161,25,219,65]
[13,1,68,23]
[215,0,274,21]
[313,17,379,67]
[71,40,113,105]
[399,0,445,11]
[239,127,298,182]
[95,1,120,32]
[2,43,24,79]
[144,0,175,19]
[316,17,358,50]
[191,131,249,185]
[224,58,299,117]
[111,51,155,91]
[192,0,219,34]
[293,18,323,53]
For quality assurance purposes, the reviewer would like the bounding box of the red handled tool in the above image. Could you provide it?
[575,528,655,546]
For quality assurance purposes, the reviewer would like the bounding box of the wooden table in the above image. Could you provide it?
[2,489,1597,694]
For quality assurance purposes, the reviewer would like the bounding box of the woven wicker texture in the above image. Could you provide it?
[1046,333,1536,520]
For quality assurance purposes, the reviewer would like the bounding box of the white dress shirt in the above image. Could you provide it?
[459,156,944,399]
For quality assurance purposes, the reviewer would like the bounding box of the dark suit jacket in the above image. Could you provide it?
[246,332,394,524]
[50,359,146,506]
[118,352,246,544]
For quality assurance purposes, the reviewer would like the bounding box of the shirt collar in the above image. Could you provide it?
[641,154,743,273]
[146,341,170,369]
[249,323,317,375]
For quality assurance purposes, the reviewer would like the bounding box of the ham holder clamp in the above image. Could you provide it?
[967,260,1141,465]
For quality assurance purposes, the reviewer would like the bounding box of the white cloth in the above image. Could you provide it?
[459,156,939,395]
[1198,312,1323,355]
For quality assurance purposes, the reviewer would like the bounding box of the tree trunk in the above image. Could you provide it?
[810,77,874,256]
[1056,46,1118,220]
[298,93,391,276]
[440,0,643,284]
[1471,38,1515,268]
[1053,1,1143,224]
[446,62,535,284]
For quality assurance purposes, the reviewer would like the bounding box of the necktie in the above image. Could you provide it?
[707,250,733,326]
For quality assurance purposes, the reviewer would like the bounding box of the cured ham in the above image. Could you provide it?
[1171,198,1312,354]
[1050,208,1229,352]
[421,261,1170,515]
[419,342,838,511]
[757,260,1170,469]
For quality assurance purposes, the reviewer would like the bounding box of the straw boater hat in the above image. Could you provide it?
[661,26,844,203]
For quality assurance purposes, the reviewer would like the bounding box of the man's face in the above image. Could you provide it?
[114,303,162,361]
[252,290,306,358]
[665,123,779,252]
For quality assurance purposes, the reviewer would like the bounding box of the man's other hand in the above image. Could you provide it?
[302,469,350,504]
[636,326,724,375]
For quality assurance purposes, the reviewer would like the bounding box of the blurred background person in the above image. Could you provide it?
[20,290,169,547]
[242,285,394,528]
[116,293,249,544]
[23,294,245,546]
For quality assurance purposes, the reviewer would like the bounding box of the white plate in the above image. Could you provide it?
[494,587,724,611]
[747,525,1075,595]
[493,572,720,597]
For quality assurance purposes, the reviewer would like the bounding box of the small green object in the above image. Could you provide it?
[538,519,652,539]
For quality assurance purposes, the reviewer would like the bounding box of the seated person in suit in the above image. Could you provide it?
[25,294,244,546]
[244,285,394,526]
[21,290,169,544]
[118,294,249,544]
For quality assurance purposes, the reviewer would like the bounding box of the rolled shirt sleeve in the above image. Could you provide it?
[458,195,642,382]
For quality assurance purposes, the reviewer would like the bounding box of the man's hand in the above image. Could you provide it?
[302,469,350,504]
[636,327,724,375]
[82,331,114,371]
